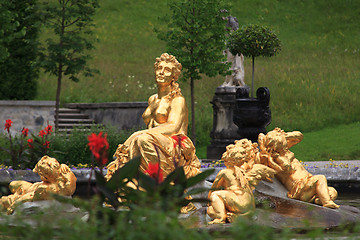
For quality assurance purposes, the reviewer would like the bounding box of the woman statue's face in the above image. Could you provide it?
[155,61,175,85]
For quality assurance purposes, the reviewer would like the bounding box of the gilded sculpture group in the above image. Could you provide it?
[0,54,339,224]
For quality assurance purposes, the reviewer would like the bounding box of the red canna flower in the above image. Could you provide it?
[38,129,46,138]
[22,128,29,137]
[87,132,109,166]
[45,125,53,135]
[171,135,187,148]
[4,119,12,133]
[145,162,164,183]
[43,140,50,149]
[27,139,34,148]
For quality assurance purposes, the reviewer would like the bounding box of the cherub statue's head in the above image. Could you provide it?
[258,128,287,153]
[258,128,303,154]
[154,53,182,82]
[33,156,61,183]
[222,139,259,169]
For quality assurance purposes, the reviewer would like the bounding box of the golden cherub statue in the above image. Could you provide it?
[207,139,276,224]
[0,156,77,214]
[258,128,339,208]
[105,53,201,181]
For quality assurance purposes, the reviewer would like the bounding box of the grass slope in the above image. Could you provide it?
[35,0,360,158]
[291,122,360,161]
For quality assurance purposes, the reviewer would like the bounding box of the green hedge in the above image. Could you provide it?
[49,125,132,167]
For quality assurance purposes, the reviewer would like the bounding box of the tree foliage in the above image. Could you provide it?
[0,0,40,100]
[39,0,99,130]
[228,24,281,97]
[156,0,230,144]
[0,1,15,62]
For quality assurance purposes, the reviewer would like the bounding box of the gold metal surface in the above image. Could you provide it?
[105,53,201,181]
[0,156,77,214]
[258,128,339,209]
[207,139,276,224]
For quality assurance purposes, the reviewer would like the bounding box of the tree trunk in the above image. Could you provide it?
[55,3,65,132]
[251,56,255,98]
[55,64,63,132]
[190,76,196,146]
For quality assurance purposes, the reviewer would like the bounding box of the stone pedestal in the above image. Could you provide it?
[207,86,249,160]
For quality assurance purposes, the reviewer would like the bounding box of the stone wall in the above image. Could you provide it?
[64,102,148,131]
[0,101,55,135]
[0,101,148,135]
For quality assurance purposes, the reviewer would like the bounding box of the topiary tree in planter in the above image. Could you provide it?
[228,24,281,97]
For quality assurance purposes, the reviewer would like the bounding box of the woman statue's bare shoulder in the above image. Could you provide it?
[148,94,157,103]
[171,95,186,104]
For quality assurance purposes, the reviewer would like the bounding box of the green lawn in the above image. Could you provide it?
[34,0,360,159]
[291,122,360,161]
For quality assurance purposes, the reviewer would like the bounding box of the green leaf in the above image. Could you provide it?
[138,171,158,192]
[106,156,141,190]
[185,187,210,197]
[96,184,121,209]
[186,168,215,188]
[162,167,187,189]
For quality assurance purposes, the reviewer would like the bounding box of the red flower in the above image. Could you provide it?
[45,125,53,135]
[145,162,164,183]
[88,132,109,166]
[43,140,50,149]
[171,135,187,148]
[4,119,12,133]
[22,128,29,137]
[38,129,46,138]
[27,139,34,148]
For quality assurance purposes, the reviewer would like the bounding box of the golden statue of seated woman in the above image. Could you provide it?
[0,156,77,214]
[105,53,201,181]
[258,128,339,209]
[207,139,276,224]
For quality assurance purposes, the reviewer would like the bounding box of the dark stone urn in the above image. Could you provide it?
[233,87,272,143]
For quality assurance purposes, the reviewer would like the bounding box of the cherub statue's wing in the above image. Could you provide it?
[234,166,248,189]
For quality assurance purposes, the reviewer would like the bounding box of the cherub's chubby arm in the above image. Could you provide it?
[258,152,283,173]
[245,164,277,189]
[285,131,303,149]
[33,183,52,200]
[58,164,77,196]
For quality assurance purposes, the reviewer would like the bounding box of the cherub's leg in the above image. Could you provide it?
[314,186,338,206]
[301,175,339,208]
[0,196,11,212]
[9,192,35,214]
[207,190,251,224]
[207,191,230,224]
[207,190,242,224]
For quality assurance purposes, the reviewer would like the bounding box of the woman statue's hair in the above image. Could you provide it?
[154,53,183,99]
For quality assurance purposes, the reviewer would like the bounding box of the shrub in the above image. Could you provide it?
[49,125,132,167]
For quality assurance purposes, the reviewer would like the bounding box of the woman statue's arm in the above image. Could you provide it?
[142,94,156,127]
